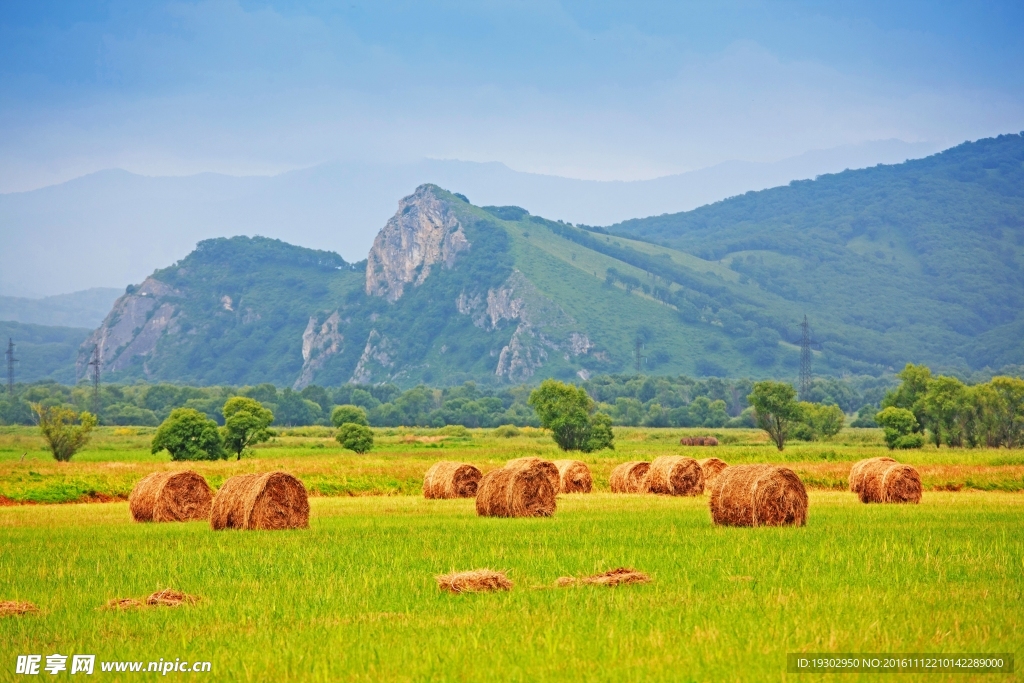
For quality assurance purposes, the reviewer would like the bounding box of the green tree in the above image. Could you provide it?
[875,406,922,450]
[336,423,374,453]
[799,402,845,440]
[922,376,970,447]
[331,404,369,427]
[528,379,615,452]
[151,408,225,461]
[747,381,802,451]
[882,364,933,433]
[32,404,97,462]
[221,397,274,460]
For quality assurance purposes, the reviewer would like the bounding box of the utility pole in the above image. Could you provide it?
[88,346,101,415]
[799,316,812,400]
[5,338,16,395]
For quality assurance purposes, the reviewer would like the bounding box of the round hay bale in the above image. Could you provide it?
[507,457,560,490]
[423,461,482,499]
[210,471,309,531]
[475,462,556,518]
[858,460,922,504]
[609,461,650,493]
[697,457,728,492]
[128,471,213,523]
[551,459,593,493]
[643,456,704,496]
[693,436,706,446]
[849,457,897,493]
[679,437,693,446]
[709,464,808,527]
[704,436,719,446]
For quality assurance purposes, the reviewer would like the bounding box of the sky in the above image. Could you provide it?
[1,0,1023,193]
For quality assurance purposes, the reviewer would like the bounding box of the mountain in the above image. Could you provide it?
[0,140,937,298]
[0,288,123,328]
[0,321,90,384]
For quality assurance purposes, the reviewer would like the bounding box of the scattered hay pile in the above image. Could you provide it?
[709,464,808,527]
[643,456,704,496]
[849,457,897,493]
[104,598,142,610]
[609,461,650,493]
[146,589,199,606]
[698,457,729,492]
[436,569,512,593]
[552,459,593,493]
[680,436,719,446]
[423,461,482,499]
[556,567,651,587]
[128,471,213,523]
[857,459,922,504]
[507,457,560,490]
[475,460,557,517]
[210,471,309,531]
[0,601,38,616]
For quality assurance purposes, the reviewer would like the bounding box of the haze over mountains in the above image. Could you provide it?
[0,139,938,299]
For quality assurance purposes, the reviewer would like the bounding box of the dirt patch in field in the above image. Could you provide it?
[556,568,651,587]
[0,600,39,616]
[436,569,512,593]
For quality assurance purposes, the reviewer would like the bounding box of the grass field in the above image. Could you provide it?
[1,426,1022,681]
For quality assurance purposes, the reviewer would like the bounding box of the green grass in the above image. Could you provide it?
[1,492,1021,682]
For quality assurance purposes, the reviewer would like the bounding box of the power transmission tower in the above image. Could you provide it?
[634,336,646,374]
[88,346,102,415]
[799,316,812,399]
[5,338,16,395]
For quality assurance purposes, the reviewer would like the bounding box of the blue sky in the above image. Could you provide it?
[1,0,1022,191]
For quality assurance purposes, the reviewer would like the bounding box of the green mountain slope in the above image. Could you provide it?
[0,321,90,384]
[605,133,1024,372]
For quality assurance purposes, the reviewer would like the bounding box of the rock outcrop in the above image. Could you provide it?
[350,330,397,384]
[365,185,470,302]
[293,311,344,390]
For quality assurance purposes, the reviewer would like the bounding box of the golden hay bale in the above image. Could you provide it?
[423,461,483,499]
[556,567,651,587]
[679,437,692,446]
[435,569,512,593]
[849,457,897,493]
[0,601,38,617]
[704,436,719,446]
[146,589,199,607]
[698,457,729,492]
[858,460,922,504]
[609,461,650,493]
[128,471,213,523]
[552,459,593,493]
[693,436,706,446]
[643,456,705,496]
[475,462,557,518]
[709,464,808,527]
[507,457,560,490]
[210,471,309,531]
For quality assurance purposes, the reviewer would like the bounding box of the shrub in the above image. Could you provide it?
[876,406,919,450]
[337,423,374,453]
[528,379,615,452]
[152,408,225,461]
[894,434,925,449]
[493,424,521,438]
[32,404,97,462]
[331,404,368,427]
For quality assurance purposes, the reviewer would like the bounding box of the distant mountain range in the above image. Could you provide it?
[0,288,122,328]
[0,139,938,298]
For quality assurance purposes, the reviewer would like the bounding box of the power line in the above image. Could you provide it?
[5,338,16,395]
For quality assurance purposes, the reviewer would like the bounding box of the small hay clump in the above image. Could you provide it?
[858,460,922,504]
[609,461,650,493]
[104,598,143,610]
[552,459,593,493]
[146,588,199,607]
[423,461,482,499]
[475,460,557,518]
[643,456,704,496]
[128,471,213,523]
[0,601,38,617]
[556,567,651,587]
[849,457,897,493]
[210,471,309,531]
[709,464,808,527]
[436,569,512,593]
[698,457,729,492]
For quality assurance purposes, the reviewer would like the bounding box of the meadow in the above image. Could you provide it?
[1,426,1022,681]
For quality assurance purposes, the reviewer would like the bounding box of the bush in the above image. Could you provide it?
[32,404,97,462]
[331,404,368,427]
[876,406,919,450]
[152,408,225,461]
[337,423,374,453]
[493,424,521,438]
[439,424,470,438]
[528,379,615,452]
[894,433,925,449]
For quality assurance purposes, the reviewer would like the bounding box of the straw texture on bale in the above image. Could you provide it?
[556,567,651,587]
[475,461,557,518]
[858,460,922,504]
[147,589,199,607]
[698,457,729,492]
[709,464,808,527]
[423,461,482,499]
[609,461,650,493]
[643,456,704,496]
[210,471,309,531]
[0,601,38,616]
[507,457,560,490]
[552,459,593,493]
[128,471,213,523]
[849,457,897,493]
[436,569,512,593]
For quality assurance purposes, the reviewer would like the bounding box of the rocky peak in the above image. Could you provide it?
[365,185,470,302]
